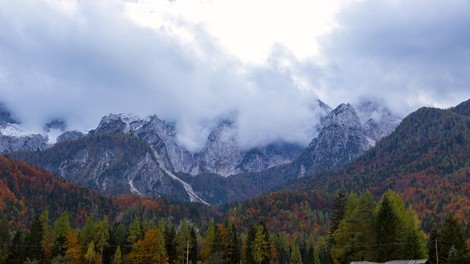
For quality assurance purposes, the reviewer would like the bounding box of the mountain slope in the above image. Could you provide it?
[283,99,470,230]
[10,133,191,201]
[0,155,219,229]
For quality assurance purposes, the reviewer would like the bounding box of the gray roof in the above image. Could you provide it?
[351,260,428,264]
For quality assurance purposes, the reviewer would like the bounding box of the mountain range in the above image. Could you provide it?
[2,99,401,204]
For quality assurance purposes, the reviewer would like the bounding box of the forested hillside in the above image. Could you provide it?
[283,100,470,233]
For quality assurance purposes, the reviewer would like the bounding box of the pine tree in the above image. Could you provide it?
[54,211,72,256]
[189,227,198,264]
[375,191,403,262]
[25,215,44,262]
[290,243,302,264]
[93,217,110,260]
[6,230,25,264]
[164,224,177,264]
[84,241,96,264]
[427,227,439,264]
[438,215,467,264]
[111,246,122,264]
[127,218,143,245]
[252,224,270,264]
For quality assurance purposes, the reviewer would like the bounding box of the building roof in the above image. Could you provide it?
[351,260,428,264]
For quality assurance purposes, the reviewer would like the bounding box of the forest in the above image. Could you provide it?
[0,189,468,264]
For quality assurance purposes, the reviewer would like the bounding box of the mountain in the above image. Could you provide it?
[7,100,400,204]
[282,99,470,231]
[0,155,219,229]
[295,103,370,177]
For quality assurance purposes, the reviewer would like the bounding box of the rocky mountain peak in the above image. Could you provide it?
[323,103,361,130]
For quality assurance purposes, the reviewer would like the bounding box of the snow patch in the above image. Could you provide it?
[0,124,36,137]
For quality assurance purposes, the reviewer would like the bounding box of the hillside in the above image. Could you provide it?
[0,155,219,229]
[283,99,470,232]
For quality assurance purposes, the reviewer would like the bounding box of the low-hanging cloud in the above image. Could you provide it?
[310,0,470,115]
[0,0,322,152]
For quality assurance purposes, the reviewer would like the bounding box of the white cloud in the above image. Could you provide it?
[0,0,468,152]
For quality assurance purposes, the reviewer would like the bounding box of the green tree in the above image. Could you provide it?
[80,218,97,252]
[111,246,122,264]
[54,211,72,256]
[331,192,376,263]
[189,227,198,264]
[94,217,110,259]
[252,224,271,264]
[226,222,241,264]
[175,219,191,264]
[290,243,302,264]
[438,215,468,264]
[127,218,143,245]
[201,219,220,262]
[6,230,25,264]
[84,241,96,264]
[25,215,44,262]
[164,224,177,264]
[375,191,404,262]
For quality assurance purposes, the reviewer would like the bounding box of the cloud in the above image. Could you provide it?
[0,0,322,151]
[311,0,470,115]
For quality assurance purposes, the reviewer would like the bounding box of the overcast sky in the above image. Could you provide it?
[0,0,469,151]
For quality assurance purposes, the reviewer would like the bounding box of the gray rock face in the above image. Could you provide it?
[57,130,85,143]
[89,114,302,177]
[0,133,49,153]
[296,103,371,176]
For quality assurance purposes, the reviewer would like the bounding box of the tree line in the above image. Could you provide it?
[0,190,468,264]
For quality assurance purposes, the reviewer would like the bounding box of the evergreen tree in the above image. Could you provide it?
[127,218,143,245]
[80,217,97,252]
[331,192,376,263]
[245,224,257,264]
[427,227,439,264]
[252,224,271,264]
[175,219,191,264]
[93,216,110,260]
[25,215,44,262]
[201,219,221,262]
[84,241,96,264]
[111,246,122,264]
[438,215,468,264]
[375,191,403,262]
[6,230,25,264]
[290,243,302,264]
[0,217,10,260]
[53,211,71,256]
[226,222,241,264]
[165,224,177,264]
[189,227,198,264]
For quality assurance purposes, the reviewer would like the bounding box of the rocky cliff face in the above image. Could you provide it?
[6,100,402,204]
[0,104,49,153]
[296,103,371,176]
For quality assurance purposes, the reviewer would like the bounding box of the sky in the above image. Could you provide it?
[0,0,469,151]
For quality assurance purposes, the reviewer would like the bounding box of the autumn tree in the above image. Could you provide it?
[126,229,169,264]
[65,231,82,264]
